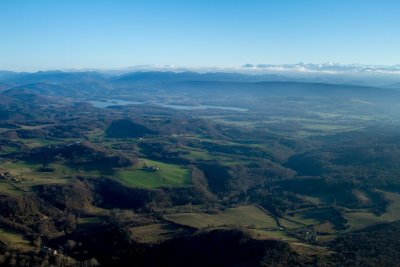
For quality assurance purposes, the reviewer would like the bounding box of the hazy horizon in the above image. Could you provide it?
[3,62,400,75]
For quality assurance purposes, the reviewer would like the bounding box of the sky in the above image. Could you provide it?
[1,0,400,71]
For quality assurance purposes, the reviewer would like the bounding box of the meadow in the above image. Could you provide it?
[0,228,33,251]
[129,223,190,244]
[345,191,400,230]
[116,159,191,188]
[165,205,278,229]
[0,156,191,193]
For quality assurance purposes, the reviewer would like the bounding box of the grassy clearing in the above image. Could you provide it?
[1,160,81,191]
[302,124,359,132]
[0,181,24,196]
[285,214,319,227]
[0,228,33,251]
[177,140,257,166]
[283,207,346,234]
[0,158,118,192]
[296,194,322,206]
[314,222,337,234]
[86,129,105,141]
[0,144,21,154]
[166,205,277,230]
[353,190,371,205]
[17,124,53,130]
[178,147,212,161]
[129,223,188,244]
[116,159,191,188]
[345,191,400,230]
[211,118,256,128]
[289,242,333,257]
[19,138,61,149]
[78,217,104,224]
[278,217,305,230]
[2,157,191,191]
[249,228,297,241]
[165,206,298,242]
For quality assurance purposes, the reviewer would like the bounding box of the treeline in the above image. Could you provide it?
[20,141,134,168]
[46,226,320,267]
[0,194,77,241]
[331,220,400,266]
[286,128,400,190]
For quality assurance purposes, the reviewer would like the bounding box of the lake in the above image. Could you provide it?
[89,99,247,112]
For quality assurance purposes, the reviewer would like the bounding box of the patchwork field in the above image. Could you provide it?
[129,223,190,244]
[345,191,400,230]
[0,157,191,192]
[248,228,297,242]
[116,159,191,188]
[165,205,277,229]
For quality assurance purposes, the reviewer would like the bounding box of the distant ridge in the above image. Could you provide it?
[242,62,400,74]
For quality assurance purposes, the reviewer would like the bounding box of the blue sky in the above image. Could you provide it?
[1,0,400,71]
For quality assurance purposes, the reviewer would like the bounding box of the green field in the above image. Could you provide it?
[0,160,89,192]
[284,213,320,227]
[0,228,33,251]
[3,160,101,178]
[249,228,297,241]
[18,138,62,149]
[0,181,24,196]
[345,191,400,230]
[115,159,191,188]
[129,223,189,244]
[278,217,306,230]
[1,157,191,192]
[178,147,212,161]
[282,207,347,235]
[166,205,277,229]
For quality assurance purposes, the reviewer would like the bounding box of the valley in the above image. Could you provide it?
[1,71,400,265]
